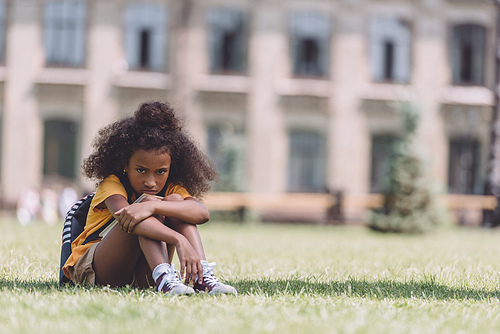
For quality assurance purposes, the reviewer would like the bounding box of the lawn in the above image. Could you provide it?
[1,218,500,333]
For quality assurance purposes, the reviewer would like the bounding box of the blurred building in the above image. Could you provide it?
[0,0,497,222]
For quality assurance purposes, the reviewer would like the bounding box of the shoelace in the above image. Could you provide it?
[202,262,220,287]
[204,274,220,288]
[160,265,184,289]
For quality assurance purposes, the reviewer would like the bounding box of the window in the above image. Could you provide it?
[124,3,168,71]
[43,1,86,67]
[43,119,78,179]
[370,135,399,193]
[288,130,325,192]
[448,138,480,194]
[0,1,7,63]
[370,16,411,83]
[451,24,486,85]
[207,124,246,191]
[208,126,225,175]
[289,11,330,77]
[207,7,247,74]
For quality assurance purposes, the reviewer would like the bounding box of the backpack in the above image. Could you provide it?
[58,193,113,285]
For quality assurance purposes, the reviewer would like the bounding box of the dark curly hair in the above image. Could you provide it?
[82,101,218,198]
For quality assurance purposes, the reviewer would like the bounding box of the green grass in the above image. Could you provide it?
[2,219,500,333]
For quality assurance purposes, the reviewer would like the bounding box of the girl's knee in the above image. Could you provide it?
[164,215,197,232]
[163,193,183,202]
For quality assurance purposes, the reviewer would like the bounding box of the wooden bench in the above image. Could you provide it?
[339,194,497,210]
[204,192,340,223]
[204,192,335,211]
[203,192,498,222]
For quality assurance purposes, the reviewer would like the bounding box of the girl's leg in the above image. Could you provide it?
[132,253,154,288]
[134,238,169,288]
[165,217,237,295]
[93,223,169,287]
[166,243,176,266]
[161,195,237,295]
[166,217,206,260]
[161,194,206,260]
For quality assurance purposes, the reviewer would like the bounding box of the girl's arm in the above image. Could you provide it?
[105,194,184,241]
[115,196,210,230]
[151,197,210,224]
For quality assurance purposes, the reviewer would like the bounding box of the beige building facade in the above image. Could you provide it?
[0,0,497,222]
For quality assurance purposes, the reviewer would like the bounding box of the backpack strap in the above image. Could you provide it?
[117,173,135,204]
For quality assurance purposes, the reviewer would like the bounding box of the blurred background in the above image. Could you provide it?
[2,0,499,227]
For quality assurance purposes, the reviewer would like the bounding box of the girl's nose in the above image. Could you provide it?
[144,175,155,187]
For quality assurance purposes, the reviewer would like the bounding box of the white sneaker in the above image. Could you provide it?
[156,264,194,296]
[194,260,237,296]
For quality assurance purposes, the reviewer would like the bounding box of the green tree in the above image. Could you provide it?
[368,102,445,233]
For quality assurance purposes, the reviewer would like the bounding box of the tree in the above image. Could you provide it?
[368,102,445,233]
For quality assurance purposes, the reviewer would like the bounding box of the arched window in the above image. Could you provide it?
[369,16,411,83]
[43,1,86,67]
[43,119,78,179]
[451,24,486,85]
[124,3,168,71]
[207,7,247,74]
[289,11,330,78]
[288,130,326,192]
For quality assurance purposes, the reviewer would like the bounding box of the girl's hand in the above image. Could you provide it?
[175,237,203,286]
[115,198,158,233]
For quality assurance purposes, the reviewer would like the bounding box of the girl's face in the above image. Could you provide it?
[124,149,171,196]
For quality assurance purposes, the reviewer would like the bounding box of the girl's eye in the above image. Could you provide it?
[157,170,167,175]
[137,169,146,174]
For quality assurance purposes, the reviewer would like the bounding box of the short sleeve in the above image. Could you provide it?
[165,184,191,199]
[91,175,128,212]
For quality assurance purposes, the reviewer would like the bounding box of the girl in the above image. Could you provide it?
[62,101,236,296]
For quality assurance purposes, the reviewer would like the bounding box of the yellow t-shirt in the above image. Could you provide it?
[62,175,191,279]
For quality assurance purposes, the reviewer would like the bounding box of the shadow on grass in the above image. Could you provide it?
[0,277,59,291]
[228,277,500,301]
[2,276,499,301]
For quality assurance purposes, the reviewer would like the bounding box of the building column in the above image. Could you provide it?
[329,7,370,197]
[170,2,204,140]
[413,11,448,185]
[2,0,42,206]
[247,4,283,193]
[81,1,120,189]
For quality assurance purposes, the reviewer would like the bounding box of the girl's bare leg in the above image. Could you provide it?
[134,238,169,288]
[93,223,169,288]
[166,243,175,266]
[166,217,206,260]
[161,194,206,261]
[132,253,154,288]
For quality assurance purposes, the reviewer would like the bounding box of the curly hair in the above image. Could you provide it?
[82,101,218,198]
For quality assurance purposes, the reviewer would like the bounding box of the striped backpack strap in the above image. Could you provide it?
[62,193,95,246]
[59,193,95,285]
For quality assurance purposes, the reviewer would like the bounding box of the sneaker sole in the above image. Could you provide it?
[208,287,238,296]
